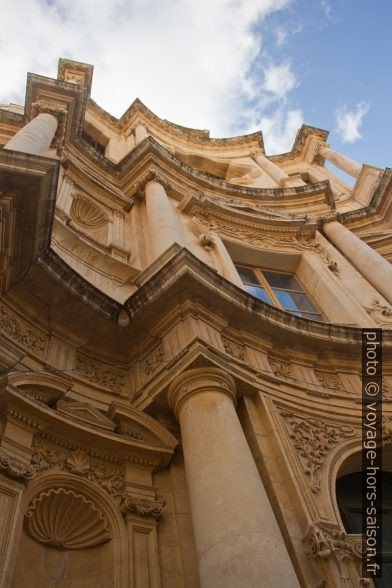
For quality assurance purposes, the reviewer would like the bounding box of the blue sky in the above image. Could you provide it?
[0,0,390,168]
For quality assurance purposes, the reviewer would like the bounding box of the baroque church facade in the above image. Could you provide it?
[0,58,391,587]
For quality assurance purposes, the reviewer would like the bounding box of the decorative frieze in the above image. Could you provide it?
[221,336,246,361]
[280,410,355,492]
[0,305,47,356]
[25,488,111,549]
[269,359,294,380]
[76,355,125,394]
[314,370,342,391]
[140,345,164,376]
[31,441,125,497]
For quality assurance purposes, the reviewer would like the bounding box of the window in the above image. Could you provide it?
[337,472,392,587]
[235,265,324,322]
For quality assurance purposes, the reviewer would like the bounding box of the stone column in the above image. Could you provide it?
[168,368,299,588]
[319,146,362,178]
[253,152,305,187]
[135,124,148,145]
[4,112,58,156]
[145,179,184,260]
[323,220,392,305]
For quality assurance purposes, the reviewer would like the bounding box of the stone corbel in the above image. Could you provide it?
[0,448,36,482]
[364,299,392,326]
[119,494,165,520]
[304,522,369,587]
[190,216,216,251]
[31,100,68,155]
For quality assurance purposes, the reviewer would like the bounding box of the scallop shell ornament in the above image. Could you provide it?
[25,488,111,549]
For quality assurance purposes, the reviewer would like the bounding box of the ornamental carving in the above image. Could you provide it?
[25,488,111,550]
[0,305,47,355]
[314,370,342,391]
[0,449,36,481]
[382,416,392,446]
[71,195,108,229]
[76,355,125,394]
[364,299,392,325]
[304,522,369,586]
[31,442,125,497]
[120,494,165,519]
[269,359,294,380]
[193,213,338,273]
[221,336,246,361]
[141,345,164,376]
[280,410,355,492]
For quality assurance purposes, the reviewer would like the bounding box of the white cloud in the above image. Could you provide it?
[335,102,370,143]
[0,0,297,139]
[264,62,297,97]
[247,108,303,154]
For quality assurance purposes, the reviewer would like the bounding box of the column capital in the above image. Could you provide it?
[320,211,338,226]
[167,367,236,419]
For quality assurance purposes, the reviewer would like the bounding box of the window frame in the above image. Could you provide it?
[236,264,325,322]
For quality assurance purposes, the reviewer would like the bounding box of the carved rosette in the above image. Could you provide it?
[25,488,111,549]
[280,410,355,493]
[120,495,165,519]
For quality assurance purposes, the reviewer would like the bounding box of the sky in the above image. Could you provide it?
[0,0,391,168]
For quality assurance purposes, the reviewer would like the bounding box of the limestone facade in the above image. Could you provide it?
[0,58,391,587]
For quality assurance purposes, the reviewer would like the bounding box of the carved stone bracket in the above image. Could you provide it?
[0,449,36,482]
[280,410,355,493]
[304,522,370,587]
[120,494,165,520]
[364,299,392,325]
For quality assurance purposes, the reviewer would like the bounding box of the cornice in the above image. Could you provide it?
[270,124,329,164]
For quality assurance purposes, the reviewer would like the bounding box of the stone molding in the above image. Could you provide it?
[167,367,236,419]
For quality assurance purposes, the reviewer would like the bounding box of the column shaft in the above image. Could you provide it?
[323,221,392,305]
[135,125,148,144]
[4,112,58,156]
[145,180,184,260]
[319,146,362,178]
[168,368,299,588]
[254,153,305,187]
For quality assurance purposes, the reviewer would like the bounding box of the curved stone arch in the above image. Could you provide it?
[7,370,71,404]
[12,471,128,588]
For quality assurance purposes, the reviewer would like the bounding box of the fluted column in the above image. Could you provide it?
[168,368,299,588]
[145,179,184,260]
[323,220,392,305]
[4,112,58,156]
[135,124,148,144]
[319,146,362,178]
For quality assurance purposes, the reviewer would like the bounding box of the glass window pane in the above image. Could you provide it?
[264,271,302,291]
[244,285,272,304]
[274,290,319,313]
[236,266,260,285]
